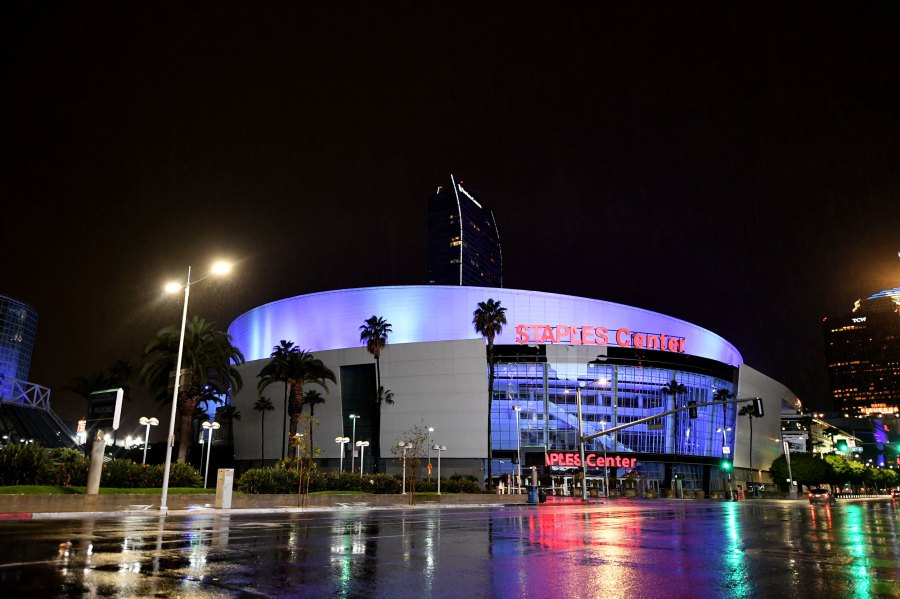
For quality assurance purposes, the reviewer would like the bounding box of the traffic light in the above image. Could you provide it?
[836,441,849,452]
[688,401,698,419]
[721,459,732,472]
[752,397,764,417]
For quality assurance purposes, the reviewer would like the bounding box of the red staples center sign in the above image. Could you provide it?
[546,451,638,468]
[514,324,686,353]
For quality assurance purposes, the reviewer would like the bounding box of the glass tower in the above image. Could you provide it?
[824,286,900,417]
[0,294,38,390]
[427,175,502,287]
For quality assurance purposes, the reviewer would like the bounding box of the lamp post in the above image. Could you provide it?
[139,417,159,465]
[293,433,303,471]
[159,260,232,512]
[512,406,522,493]
[335,436,349,472]
[349,414,360,473]
[433,445,446,495]
[398,441,409,494]
[600,419,609,498]
[576,387,587,502]
[356,440,369,475]
[201,421,220,489]
[427,427,435,480]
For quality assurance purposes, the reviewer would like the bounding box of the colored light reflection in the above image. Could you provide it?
[843,505,871,598]
[723,502,751,595]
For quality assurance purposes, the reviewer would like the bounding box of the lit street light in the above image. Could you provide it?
[139,416,159,465]
[349,414,360,473]
[356,440,369,475]
[512,406,522,493]
[335,436,350,472]
[201,421,221,488]
[433,444,446,494]
[159,260,232,512]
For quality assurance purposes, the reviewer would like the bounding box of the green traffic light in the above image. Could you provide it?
[721,460,732,471]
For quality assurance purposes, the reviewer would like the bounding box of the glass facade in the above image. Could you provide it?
[426,175,502,287]
[489,346,738,491]
[0,295,38,397]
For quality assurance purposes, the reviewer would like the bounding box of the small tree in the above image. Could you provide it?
[390,422,432,505]
[738,404,762,482]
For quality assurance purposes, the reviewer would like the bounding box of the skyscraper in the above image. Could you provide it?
[426,175,502,287]
[823,286,900,417]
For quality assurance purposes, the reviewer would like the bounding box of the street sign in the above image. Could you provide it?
[86,388,124,435]
[722,446,730,454]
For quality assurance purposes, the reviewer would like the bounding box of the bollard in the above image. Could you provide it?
[215,469,234,509]
[86,430,105,496]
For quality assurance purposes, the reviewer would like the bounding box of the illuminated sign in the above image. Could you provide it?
[76,419,87,433]
[515,324,685,353]
[545,451,638,468]
[852,316,867,323]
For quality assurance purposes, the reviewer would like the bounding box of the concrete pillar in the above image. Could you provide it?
[86,430,105,495]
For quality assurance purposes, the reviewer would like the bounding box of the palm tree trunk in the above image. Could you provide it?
[487,341,494,489]
[260,414,265,466]
[177,408,193,463]
[282,384,289,459]
[374,356,381,473]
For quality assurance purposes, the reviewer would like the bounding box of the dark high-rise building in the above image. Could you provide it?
[823,286,900,417]
[427,175,502,287]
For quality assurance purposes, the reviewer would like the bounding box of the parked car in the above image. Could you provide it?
[808,488,836,505]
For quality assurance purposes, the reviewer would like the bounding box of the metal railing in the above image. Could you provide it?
[0,378,52,410]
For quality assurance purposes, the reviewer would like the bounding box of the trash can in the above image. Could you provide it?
[527,485,539,504]
[538,488,547,503]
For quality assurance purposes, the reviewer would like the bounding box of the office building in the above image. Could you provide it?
[426,175,502,287]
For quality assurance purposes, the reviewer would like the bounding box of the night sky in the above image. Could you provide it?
[3,3,899,426]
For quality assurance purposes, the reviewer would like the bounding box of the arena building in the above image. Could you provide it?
[228,285,796,495]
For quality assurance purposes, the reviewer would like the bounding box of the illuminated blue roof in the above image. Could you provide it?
[867,286,900,304]
[228,285,743,366]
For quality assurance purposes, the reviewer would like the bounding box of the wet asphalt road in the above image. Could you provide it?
[0,498,898,598]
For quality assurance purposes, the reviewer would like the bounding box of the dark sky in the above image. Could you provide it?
[2,3,899,424]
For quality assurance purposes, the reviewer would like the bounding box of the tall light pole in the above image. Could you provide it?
[349,414,360,473]
[335,436,349,472]
[427,426,435,480]
[159,260,232,512]
[398,441,409,494]
[433,445,446,495]
[356,440,369,475]
[139,417,159,465]
[600,419,609,498]
[201,421,220,489]
[512,406,522,493]
[576,387,587,502]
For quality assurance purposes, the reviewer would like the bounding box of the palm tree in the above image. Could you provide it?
[359,316,392,393]
[303,389,326,451]
[473,298,507,489]
[140,317,245,463]
[359,315,392,472]
[258,349,335,442]
[218,404,241,450]
[739,404,762,482]
[253,396,274,466]
[256,340,296,459]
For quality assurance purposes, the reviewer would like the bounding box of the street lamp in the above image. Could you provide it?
[427,427,435,479]
[356,440,369,475]
[201,421,221,489]
[433,445,447,495]
[600,419,609,498]
[349,414,360,473]
[159,260,232,512]
[293,433,304,470]
[398,441,409,494]
[512,406,522,493]
[335,436,350,472]
[139,417,159,465]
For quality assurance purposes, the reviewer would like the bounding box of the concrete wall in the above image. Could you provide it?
[231,339,488,467]
[734,364,798,477]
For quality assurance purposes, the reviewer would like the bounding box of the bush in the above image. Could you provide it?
[168,462,203,488]
[236,467,299,494]
[101,459,146,488]
[40,448,89,486]
[0,442,49,485]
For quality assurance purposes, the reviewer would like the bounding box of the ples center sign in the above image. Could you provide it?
[514,324,686,353]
